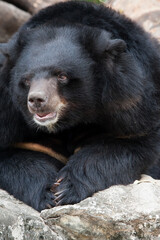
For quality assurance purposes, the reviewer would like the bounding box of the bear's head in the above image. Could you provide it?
[0,24,145,134]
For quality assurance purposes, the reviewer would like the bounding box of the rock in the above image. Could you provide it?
[1,0,160,42]
[1,176,160,239]
[110,0,160,41]
[0,1,31,43]
[7,0,66,14]
[0,190,64,240]
[41,176,160,240]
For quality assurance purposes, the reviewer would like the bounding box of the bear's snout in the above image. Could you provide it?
[28,91,48,112]
[26,78,64,124]
[27,78,55,114]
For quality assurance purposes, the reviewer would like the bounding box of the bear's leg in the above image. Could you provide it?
[0,148,64,211]
[53,134,159,205]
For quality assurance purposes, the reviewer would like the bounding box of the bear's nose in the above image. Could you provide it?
[28,92,47,110]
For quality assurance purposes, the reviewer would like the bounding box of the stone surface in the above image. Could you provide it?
[110,0,160,41]
[0,190,64,240]
[7,0,66,14]
[41,176,160,240]
[1,0,160,42]
[0,1,31,43]
[1,176,160,239]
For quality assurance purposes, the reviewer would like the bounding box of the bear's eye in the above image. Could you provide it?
[57,73,68,82]
[24,79,30,86]
[20,77,31,88]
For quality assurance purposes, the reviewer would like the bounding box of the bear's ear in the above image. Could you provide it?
[105,38,127,56]
[0,43,11,71]
[94,30,127,57]
[0,43,10,58]
[82,28,127,58]
[0,33,20,63]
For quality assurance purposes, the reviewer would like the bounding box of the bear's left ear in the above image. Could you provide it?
[105,38,127,56]
[81,28,127,57]
[93,30,127,57]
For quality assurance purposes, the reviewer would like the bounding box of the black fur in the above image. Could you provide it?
[0,148,64,211]
[0,1,160,209]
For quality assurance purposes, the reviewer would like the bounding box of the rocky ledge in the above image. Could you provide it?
[1,175,160,240]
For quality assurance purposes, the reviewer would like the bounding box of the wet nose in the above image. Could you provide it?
[28,92,47,110]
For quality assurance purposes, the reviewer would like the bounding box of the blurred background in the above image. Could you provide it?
[0,0,160,43]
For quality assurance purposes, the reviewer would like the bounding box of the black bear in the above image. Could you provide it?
[0,1,160,211]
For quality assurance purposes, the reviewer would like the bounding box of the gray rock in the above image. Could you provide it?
[7,0,66,14]
[0,190,64,240]
[0,1,31,42]
[41,176,160,240]
[1,176,160,239]
[110,0,160,41]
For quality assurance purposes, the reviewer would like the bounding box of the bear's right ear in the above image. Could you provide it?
[0,33,20,64]
[0,43,10,70]
[0,43,9,58]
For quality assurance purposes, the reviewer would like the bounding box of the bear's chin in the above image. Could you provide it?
[33,113,59,133]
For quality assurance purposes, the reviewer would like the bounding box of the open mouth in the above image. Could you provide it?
[33,112,58,125]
